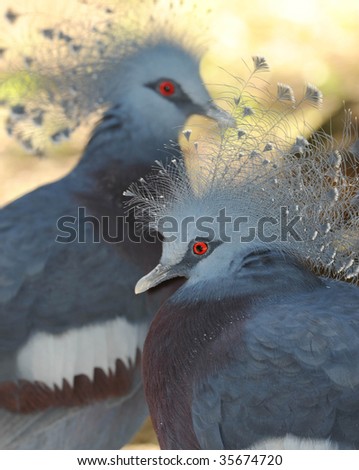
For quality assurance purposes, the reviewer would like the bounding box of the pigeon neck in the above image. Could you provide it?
[64,106,180,273]
[74,103,179,174]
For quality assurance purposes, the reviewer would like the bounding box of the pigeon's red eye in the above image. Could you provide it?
[159,81,176,96]
[193,241,208,256]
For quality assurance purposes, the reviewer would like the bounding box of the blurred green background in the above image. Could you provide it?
[0,0,358,448]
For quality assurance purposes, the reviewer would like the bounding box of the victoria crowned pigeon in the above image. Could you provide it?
[0,2,233,449]
[132,60,359,449]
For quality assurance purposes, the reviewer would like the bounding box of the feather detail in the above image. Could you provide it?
[125,58,359,283]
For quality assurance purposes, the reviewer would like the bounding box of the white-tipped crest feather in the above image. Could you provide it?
[125,57,359,282]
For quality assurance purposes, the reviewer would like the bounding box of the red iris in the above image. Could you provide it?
[159,80,176,96]
[192,241,208,256]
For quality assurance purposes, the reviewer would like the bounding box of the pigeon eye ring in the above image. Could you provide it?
[159,80,176,96]
[192,241,208,256]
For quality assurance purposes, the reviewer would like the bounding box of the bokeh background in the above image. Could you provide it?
[0,0,358,449]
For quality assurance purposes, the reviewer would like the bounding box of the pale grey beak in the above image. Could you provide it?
[205,103,236,129]
[135,263,175,294]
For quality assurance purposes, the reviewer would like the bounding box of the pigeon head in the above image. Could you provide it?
[104,41,234,143]
[132,178,326,298]
[0,5,233,156]
[128,58,359,295]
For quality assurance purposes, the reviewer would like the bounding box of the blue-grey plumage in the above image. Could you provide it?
[132,67,359,449]
[0,8,233,448]
[140,250,359,449]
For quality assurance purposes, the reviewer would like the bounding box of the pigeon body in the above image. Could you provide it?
[140,250,359,449]
[0,19,232,449]
[131,60,359,449]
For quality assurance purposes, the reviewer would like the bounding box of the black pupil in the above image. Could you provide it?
[196,244,204,253]
[164,85,171,92]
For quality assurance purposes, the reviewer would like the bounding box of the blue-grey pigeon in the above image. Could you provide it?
[132,63,359,449]
[0,4,233,449]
